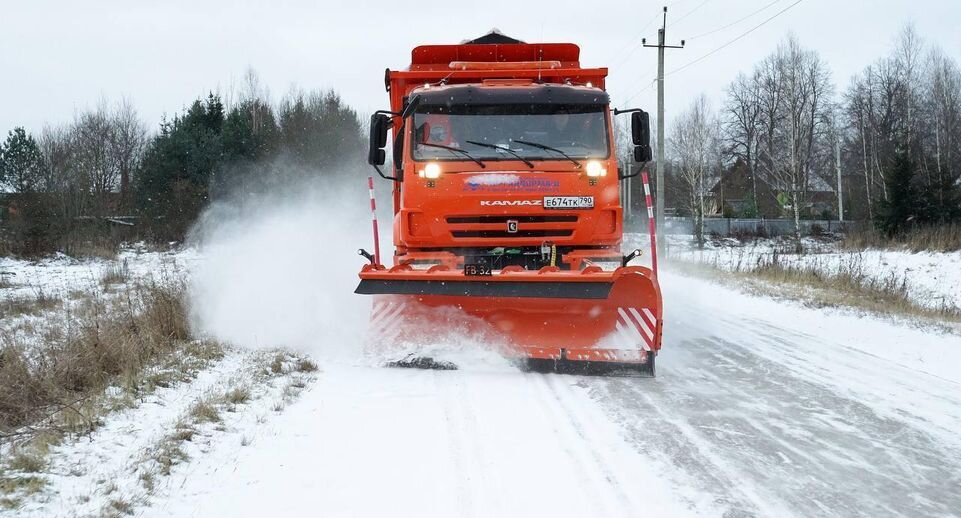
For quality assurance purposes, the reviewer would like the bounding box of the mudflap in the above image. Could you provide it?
[358,265,662,373]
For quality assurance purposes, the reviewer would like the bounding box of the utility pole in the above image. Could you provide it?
[620,160,633,222]
[835,138,844,222]
[643,6,684,252]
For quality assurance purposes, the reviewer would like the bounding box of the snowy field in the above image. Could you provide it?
[3,247,960,517]
[0,245,198,352]
[1,246,317,517]
[626,233,961,312]
[0,244,195,301]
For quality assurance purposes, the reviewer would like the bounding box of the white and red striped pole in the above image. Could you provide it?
[367,176,381,265]
[641,171,658,276]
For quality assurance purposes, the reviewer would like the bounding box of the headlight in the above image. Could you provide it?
[419,162,442,179]
[585,160,607,177]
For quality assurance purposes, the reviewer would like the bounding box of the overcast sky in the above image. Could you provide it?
[1,0,959,135]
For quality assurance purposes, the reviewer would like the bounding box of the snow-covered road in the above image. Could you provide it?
[142,270,961,517]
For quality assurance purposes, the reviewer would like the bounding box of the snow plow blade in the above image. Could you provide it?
[356,264,662,373]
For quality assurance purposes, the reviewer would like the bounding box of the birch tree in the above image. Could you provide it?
[758,36,832,252]
[670,95,720,248]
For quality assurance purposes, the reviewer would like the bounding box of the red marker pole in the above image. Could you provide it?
[641,171,658,277]
[367,176,381,265]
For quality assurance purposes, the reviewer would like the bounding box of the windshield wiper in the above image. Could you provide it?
[465,140,535,169]
[418,142,486,168]
[511,139,582,168]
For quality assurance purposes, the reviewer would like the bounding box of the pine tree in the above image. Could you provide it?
[876,148,918,236]
[0,127,46,193]
[917,164,961,225]
[135,95,226,238]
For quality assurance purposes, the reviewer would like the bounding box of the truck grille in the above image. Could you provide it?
[446,214,579,240]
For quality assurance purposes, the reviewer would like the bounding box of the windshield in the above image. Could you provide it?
[411,104,609,162]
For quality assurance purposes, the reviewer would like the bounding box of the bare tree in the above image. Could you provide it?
[758,36,833,252]
[72,101,117,197]
[68,98,147,216]
[38,125,75,194]
[110,98,147,203]
[893,25,924,156]
[921,47,961,220]
[844,75,878,220]
[670,94,720,248]
[756,51,786,211]
[724,70,763,212]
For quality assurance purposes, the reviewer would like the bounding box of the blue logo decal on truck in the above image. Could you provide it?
[464,178,561,193]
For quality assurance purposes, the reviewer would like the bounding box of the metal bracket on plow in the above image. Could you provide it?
[358,249,376,264]
[622,249,642,267]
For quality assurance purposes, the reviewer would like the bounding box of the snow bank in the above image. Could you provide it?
[646,234,961,311]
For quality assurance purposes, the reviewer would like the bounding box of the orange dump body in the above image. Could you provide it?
[357,35,662,369]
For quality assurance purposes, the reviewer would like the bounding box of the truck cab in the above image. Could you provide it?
[368,33,651,272]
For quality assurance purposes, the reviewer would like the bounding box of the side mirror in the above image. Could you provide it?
[631,111,651,147]
[368,113,391,166]
[634,145,653,163]
[631,110,653,163]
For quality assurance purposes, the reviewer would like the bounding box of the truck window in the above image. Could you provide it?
[412,104,609,162]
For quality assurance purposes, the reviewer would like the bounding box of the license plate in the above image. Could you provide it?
[463,263,493,276]
[543,196,594,209]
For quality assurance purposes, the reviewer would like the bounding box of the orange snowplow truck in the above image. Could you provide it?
[357,32,662,375]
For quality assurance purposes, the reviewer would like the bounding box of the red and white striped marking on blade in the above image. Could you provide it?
[616,307,657,351]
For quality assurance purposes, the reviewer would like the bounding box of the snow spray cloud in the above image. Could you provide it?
[186,161,379,361]
[187,160,515,371]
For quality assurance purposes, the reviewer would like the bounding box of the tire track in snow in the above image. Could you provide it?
[708,314,961,464]
[435,371,475,518]
[605,372,792,517]
[442,372,509,518]
[595,333,961,517]
[705,333,961,516]
[541,374,641,513]
[525,373,626,517]
[584,359,765,516]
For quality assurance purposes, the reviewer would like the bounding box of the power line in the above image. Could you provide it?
[609,10,665,68]
[611,1,704,105]
[666,0,805,77]
[618,0,803,108]
[688,0,784,41]
[621,77,658,106]
[670,0,711,27]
